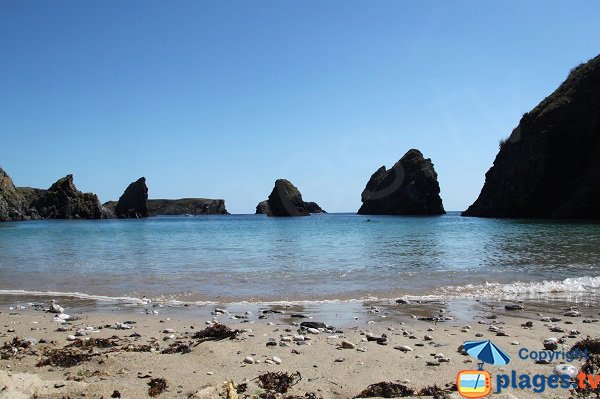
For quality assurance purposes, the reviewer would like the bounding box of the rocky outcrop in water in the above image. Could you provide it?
[255,200,271,215]
[0,168,26,221]
[114,177,149,218]
[264,179,310,216]
[147,198,228,216]
[105,198,228,216]
[463,55,600,219]
[27,175,109,219]
[357,149,445,215]
[256,180,325,216]
[303,202,326,214]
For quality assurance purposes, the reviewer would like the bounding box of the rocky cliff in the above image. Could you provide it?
[463,55,600,219]
[27,175,109,219]
[357,149,445,215]
[0,168,25,221]
[256,180,325,216]
[114,177,149,218]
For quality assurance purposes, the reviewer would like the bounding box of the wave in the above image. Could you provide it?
[439,275,600,298]
[0,276,599,306]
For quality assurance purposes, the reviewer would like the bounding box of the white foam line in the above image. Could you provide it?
[0,289,146,304]
[1,276,598,306]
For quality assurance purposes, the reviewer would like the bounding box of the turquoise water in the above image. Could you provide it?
[1,212,600,303]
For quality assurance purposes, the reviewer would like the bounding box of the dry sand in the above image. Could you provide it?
[0,297,598,399]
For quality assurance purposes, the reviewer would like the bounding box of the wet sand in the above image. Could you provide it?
[0,296,598,398]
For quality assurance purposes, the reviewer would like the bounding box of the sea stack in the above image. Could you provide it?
[0,167,25,221]
[357,149,445,215]
[28,174,108,219]
[463,54,600,220]
[256,180,326,216]
[264,179,310,216]
[115,177,149,218]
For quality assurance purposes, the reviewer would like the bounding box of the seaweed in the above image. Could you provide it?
[354,382,416,398]
[161,342,192,354]
[257,371,302,394]
[67,337,120,349]
[148,377,168,397]
[192,323,240,342]
[572,337,600,355]
[0,337,35,359]
[36,348,98,367]
[417,384,451,399]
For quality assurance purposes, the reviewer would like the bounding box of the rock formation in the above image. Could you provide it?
[256,180,325,216]
[463,55,600,219]
[0,168,25,221]
[146,198,228,216]
[357,149,445,215]
[105,198,228,216]
[264,179,310,216]
[303,202,326,214]
[27,175,109,219]
[114,177,149,218]
[255,200,271,215]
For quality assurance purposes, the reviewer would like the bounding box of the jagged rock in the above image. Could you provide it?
[357,149,445,215]
[464,55,600,219]
[266,179,310,217]
[255,200,271,215]
[114,177,148,218]
[255,196,325,215]
[28,175,108,219]
[0,168,26,221]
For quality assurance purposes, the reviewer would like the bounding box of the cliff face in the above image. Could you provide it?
[266,179,310,216]
[114,177,149,218]
[464,55,600,219]
[28,175,108,219]
[0,168,25,221]
[358,149,445,215]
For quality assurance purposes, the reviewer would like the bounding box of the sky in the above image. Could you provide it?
[1,1,599,214]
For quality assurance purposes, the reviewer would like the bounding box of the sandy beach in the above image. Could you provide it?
[0,296,598,399]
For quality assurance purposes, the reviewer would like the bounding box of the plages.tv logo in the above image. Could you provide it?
[456,340,511,398]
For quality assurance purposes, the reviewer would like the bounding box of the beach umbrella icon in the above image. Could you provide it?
[463,340,511,368]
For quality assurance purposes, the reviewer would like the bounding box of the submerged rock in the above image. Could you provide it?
[357,149,445,215]
[114,177,149,218]
[464,54,600,219]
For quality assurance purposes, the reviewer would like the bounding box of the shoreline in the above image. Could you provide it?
[1,295,598,398]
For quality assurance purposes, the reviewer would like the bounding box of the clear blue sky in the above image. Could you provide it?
[1,1,599,213]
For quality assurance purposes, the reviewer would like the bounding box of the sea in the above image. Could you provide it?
[1,212,600,306]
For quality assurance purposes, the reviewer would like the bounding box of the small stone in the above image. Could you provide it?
[243,356,255,364]
[341,341,356,349]
[66,335,77,341]
[163,328,175,333]
[394,345,413,352]
[511,341,520,345]
[272,356,282,365]
[424,335,433,341]
[426,360,440,366]
[564,310,581,317]
[505,304,524,311]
